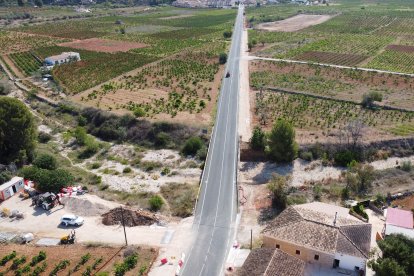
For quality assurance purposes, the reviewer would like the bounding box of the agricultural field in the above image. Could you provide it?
[9,51,42,76]
[72,47,225,124]
[247,0,414,73]
[250,60,414,110]
[0,244,156,276]
[253,90,414,143]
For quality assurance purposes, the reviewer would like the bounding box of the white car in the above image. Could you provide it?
[60,214,84,227]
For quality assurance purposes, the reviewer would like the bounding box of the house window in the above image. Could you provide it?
[314,255,319,260]
[296,250,300,255]
[276,244,280,249]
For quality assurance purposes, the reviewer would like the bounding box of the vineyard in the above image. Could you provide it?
[250,60,414,110]
[0,245,156,276]
[247,2,414,73]
[74,49,222,123]
[254,91,414,136]
[9,52,41,76]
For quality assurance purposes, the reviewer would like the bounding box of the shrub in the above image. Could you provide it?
[38,132,52,143]
[1,251,16,266]
[223,31,232,38]
[401,161,412,172]
[267,174,289,210]
[11,256,26,270]
[300,151,313,161]
[250,126,265,151]
[0,81,11,95]
[362,91,383,108]
[0,170,12,185]
[33,154,57,170]
[30,251,46,267]
[334,150,357,166]
[219,53,227,64]
[182,137,203,156]
[154,132,170,148]
[161,167,170,176]
[91,162,102,169]
[149,195,164,211]
[133,107,145,118]
[123,167,132,173]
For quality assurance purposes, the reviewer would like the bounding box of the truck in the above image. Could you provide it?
[32,192,59,210]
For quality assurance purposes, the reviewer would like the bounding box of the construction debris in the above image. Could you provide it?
[102,207,159,227]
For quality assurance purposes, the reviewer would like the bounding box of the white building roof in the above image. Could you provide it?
[0,176,23,190]
[385,224,414,239]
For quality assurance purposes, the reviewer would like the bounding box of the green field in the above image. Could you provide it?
[247,0,414,73]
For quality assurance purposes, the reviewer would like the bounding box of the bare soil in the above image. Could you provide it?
[392,194,414,210]
[102,207,159,227]
[0,244,157,276]
[387,44,414,53]
[295,51,368,66]
[256,14,334,32]
[58,38,147,53]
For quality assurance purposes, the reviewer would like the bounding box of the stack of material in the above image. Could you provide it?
[61,197,109,217]
[102,207,158,227]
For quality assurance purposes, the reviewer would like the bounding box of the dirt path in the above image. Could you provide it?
[238,20,252,142]
[1,54,25,79]
[256,14,334,32]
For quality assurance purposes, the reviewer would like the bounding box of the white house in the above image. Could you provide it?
[0,177,24,201]
[383,208,414,239]
[262,202,372,274]
[44,52,81,67]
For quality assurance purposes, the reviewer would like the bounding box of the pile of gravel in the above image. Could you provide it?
[61,197,109,217]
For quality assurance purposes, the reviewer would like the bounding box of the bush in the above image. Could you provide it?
[0,81,11,95]
[30,251,46,267]
[33,154,57,170]
[149,195,164,211]
[182,137,203,156]
[0,170,12,185]
[223,31,232,39]
[250,126,265,151]
[123,167,132,173]
[334,150,357,166]
[218,53,227,64]
[300,151,313,161]
[401,161,412,172]
[161,167,170,176]
[362,91,383,108]
[38,132,52,143]
[154,132,170,148]
[133,107,145,117]
[1,251,16,266]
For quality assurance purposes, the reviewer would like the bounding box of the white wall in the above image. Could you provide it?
[334,253,366,271]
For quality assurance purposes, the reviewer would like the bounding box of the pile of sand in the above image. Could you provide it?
[61,197,109,217]
[102,207,158,227]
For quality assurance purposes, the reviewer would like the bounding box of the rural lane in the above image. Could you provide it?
[180,4,244,276]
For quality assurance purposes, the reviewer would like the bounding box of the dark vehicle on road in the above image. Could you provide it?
[226,72,230,78]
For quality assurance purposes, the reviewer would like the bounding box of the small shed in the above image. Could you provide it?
[0,177,24,201]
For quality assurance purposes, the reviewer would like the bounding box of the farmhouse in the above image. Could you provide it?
[44,52,81,67]
[383,208,414,239]
[0,177,24,201]
[262,202,371,273]
[238,248,305,276]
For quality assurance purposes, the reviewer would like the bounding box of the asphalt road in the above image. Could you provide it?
[180,5,244,276]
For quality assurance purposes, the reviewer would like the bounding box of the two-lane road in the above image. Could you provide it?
[181,5,244,276]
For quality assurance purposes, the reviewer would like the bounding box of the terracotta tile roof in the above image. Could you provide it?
[263,204,371,258]
[239,248,305,276]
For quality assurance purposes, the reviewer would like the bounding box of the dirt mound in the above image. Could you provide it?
[102,207,158,227]
[61,197,109,217]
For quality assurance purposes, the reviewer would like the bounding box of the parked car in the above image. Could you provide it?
[60,214,84,227]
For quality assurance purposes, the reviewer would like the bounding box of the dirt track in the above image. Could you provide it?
[256,14,334,32]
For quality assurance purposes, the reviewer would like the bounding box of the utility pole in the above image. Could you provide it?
[250,229,253,250]
[120,207,128,246]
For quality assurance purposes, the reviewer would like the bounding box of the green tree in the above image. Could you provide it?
[267,119,298,162]
[33,154,57,170]
[149,195,164,211]
[267,173,289,210]
[362,91,383,108]
[223,31,232,39]
[369,234,414,276]
[218,53,227,65]
[20,166,74,192]
[74,127,87,146]
[250,126,265,151]
[182,137,203,156]
[0,82,10,95]
[17,0,25,6]
[0,97,36,166]
[34,0,42,7]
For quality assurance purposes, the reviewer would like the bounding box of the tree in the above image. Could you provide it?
[250,126,265,151]
[182,136,203,156]
[223,31,232,39]
[17,0,25,6]
[218,53,227,65]
[267,173,289,210]
[369,234,414,276]
[362,91,383,108]
[267,119,298,163]
[74,126,88,146]
[34,0,43,7]
[20,166,74,192]
[248,42,253,52]
[0,97,36,166]
[33,154,57,170]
